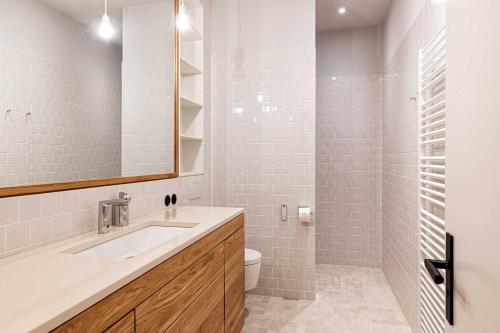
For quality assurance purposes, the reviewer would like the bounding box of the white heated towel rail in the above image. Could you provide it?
[418,27,447,333]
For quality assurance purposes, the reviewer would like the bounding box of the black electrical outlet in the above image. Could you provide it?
[172,193,177,205]
[164,194,171,206]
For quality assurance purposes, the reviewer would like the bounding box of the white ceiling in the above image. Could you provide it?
[316,0,393,32]
[39,0,161,26]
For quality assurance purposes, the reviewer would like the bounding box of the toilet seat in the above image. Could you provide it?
[245,248,261,266]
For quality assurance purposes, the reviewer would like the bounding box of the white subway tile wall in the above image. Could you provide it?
[316,75,382,267]
[0,45,121,186]
[212,49,316,300]
[121,57,175,176]
[382,1,446,331]
[0,175,210,258]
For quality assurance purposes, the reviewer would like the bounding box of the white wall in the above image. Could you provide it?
[121,1,175,176]
[317,26,383,77]
[383,0,426,66]
[210,0,315,53]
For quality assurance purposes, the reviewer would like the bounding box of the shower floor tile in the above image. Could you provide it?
[242,265,412,333]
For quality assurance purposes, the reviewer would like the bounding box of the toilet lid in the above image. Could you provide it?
[245,248,261,265]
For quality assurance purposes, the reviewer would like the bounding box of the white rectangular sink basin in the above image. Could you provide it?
[76,225,190,260]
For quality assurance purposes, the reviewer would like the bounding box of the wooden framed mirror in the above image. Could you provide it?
[0,0,180,197]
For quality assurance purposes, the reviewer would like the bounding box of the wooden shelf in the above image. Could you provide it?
[180,24,203,42]
[181,57,202,76]
[180,96,203,108]
[181,134,203,141]
[180,170,204,177]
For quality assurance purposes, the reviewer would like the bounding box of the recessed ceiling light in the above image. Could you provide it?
[337,6,347,15]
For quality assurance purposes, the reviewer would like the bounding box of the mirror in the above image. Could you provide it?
[0,0,178,195]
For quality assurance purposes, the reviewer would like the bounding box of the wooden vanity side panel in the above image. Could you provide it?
[103,311,135,333]
[52,214,244,333]
[135,244,224,333]
[165,274,225,333]
[224,227,245,333]
[215,321,225,333]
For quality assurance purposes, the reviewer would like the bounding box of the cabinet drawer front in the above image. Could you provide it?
[166,274,225,333]
[104,311,134,333]
[136,244,224,333]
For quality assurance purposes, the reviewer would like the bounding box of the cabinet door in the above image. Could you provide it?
[224,228,245,333]
[166,274,225,333]
[103,311,134,333]
[136,244,224,333]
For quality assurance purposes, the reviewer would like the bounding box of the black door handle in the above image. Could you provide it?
[424,232,454,325]
[424,258,448,284]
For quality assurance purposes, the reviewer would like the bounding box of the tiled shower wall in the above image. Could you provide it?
[316,74,382,266]
[315,28,383,267]
[382,1,445,331]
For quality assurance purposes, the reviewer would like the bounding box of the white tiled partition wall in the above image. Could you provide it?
[316,27,383,267]
[382,1,446,331]
[121,1,175,176]
[211,0,316,300]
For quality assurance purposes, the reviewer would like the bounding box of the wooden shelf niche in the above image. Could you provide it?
[179,0,204,177]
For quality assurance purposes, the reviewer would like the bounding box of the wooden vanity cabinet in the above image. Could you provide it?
[52,214,245,333]
[103,312,135,333]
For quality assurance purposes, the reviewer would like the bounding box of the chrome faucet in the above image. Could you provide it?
[98,201,113,234]
[98,192,132,234]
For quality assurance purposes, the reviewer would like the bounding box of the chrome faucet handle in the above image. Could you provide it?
[98,201,113,234]
[113,192,131,227]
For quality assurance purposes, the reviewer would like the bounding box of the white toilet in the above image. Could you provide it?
[244,248,262,291]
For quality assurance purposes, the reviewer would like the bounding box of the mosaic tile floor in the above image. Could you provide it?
[242,265,412,333]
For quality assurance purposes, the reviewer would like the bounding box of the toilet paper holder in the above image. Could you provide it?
[298,206,312,223]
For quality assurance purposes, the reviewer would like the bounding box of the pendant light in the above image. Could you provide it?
[99,0,115,40]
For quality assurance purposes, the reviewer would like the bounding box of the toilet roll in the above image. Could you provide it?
[298,206,311,223]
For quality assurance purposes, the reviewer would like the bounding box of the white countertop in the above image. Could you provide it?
[0,206,243,333]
